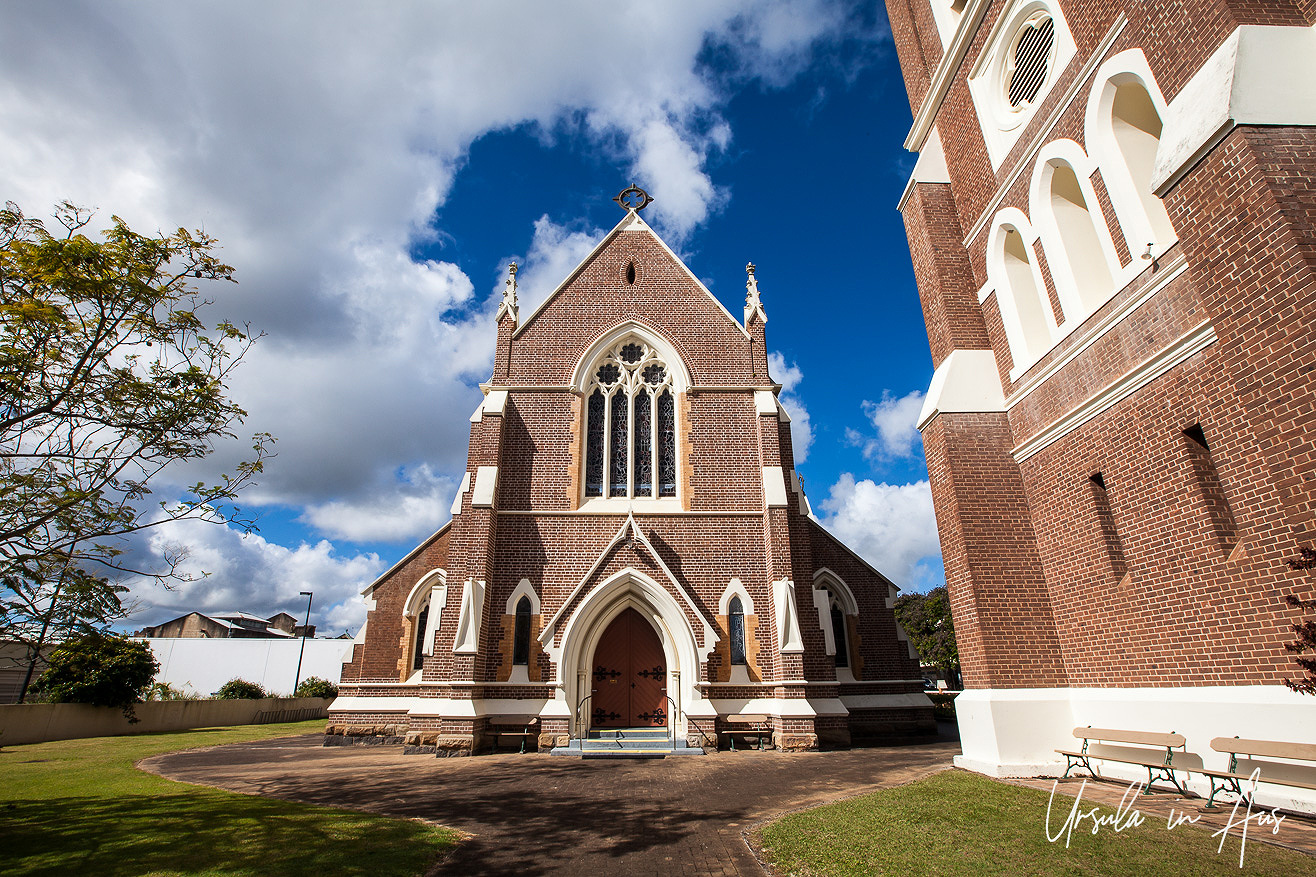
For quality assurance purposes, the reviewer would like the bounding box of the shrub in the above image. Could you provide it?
[144,681,194,701]
[34,633,160,722]
[927,691,959,721]
[294,677,338,698]
[213,678,267,699]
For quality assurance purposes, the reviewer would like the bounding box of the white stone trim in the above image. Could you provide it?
[905,0,992,152]
[1004,254,1189,408]
[966,0,1078,169]
[898,127,952,212]
[772,579,805,654]
[963,14,1129,246]
[569,320,693,393]
[718,578,755,616]
[753,389,778,416]
[954,686,1316,814]
[894,622,920,661]
[705,696,849,718]
[1154,24,1316,196]
[505,578,541,616]
[449,471,471,516]
[482,389,509,416]
[917,349,1007,431]
[839,692,935,710]
[471,466,498,508]
[762,465,789,507]
[452,578,485,655]
[985,208,1060,376]
[1085,49,1178,257]
[1012,319,1217,461]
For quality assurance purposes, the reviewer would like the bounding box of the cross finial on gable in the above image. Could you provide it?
[614,184,653,212]
[744,262,767,326]
[496,261,519,324]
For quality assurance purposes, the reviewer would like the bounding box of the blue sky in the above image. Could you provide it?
[0,1,943,636]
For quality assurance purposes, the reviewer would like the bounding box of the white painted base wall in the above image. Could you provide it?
[954,686,1316,814]
[142,637,355,698]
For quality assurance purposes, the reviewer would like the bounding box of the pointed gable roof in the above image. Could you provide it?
[514,210,751,341]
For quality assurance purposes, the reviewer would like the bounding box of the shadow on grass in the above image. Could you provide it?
[2,790,454,877]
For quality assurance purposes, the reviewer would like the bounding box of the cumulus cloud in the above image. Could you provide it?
[302,464,458,544]
[127,518,386,636]
[508,216,610,318]
[847,389,926,462]
[767,351,814,463]
[0,1,872,624]
[816,473,943,591]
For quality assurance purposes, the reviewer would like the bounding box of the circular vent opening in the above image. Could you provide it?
[1007,16,1054,108]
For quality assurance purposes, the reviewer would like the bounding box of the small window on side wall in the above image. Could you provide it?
[412,604,429,672]
[512,596,532,666]
[729,596,747,665]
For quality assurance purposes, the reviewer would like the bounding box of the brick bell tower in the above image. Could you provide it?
[889,0,1316,812]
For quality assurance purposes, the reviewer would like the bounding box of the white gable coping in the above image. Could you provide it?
[513,210,751,341]
[538,511,716,647]
[772,578,805,653]
[360,521,452,597]
[449,471,471,516]
[453,578,485,655]
[917,349,1007,431]
[762,465,789,507]
[471,466,498,508]
[1154,24,1316,196]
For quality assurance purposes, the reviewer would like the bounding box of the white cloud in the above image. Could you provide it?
[0,2,871,626]
[848,390,926,461]
[509,216,610,318]
[816,473,943,591]
[302,464,457,544]
[127,518,385,637]
[767,351,814,463]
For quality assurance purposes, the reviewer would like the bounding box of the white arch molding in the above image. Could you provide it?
[402,569,447,679]
[985,207,1057,376]
[544,567,713,739]
[1085,49,1177,259]
[569,320,693,392]
[1029,139,1122,321]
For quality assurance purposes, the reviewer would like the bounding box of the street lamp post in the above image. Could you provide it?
[294,590,313,694]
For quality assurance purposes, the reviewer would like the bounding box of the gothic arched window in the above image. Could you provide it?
[729,596,747,665]
[512,595,532,666]
[583,338,677,499]
[830,603,849,668]
[412,604,429,672]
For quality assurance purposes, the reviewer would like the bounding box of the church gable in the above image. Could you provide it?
[509,213,757,387]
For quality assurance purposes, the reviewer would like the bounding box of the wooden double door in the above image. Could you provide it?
[590,608,667,728]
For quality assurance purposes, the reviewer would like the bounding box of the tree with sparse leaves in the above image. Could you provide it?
[1283,546,1316,696]
[893,586,960,687]
[0,201,272,701]
[33,632,160,722]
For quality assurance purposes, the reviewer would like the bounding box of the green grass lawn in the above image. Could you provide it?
[760,769,1316,877]
[0,720,458,877]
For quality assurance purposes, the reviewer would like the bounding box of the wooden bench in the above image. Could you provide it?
[486,714,539,753]
[1202,737,1316,807]
[720,714,772,751]
[1057,727,1198,796]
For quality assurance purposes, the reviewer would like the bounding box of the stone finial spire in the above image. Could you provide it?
[496,261,519,324]
[744,262,767,326]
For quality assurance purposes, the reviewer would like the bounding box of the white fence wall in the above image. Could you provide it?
[142,637,354,697]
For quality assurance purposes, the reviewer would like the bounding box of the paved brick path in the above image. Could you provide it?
[143,735,961,876]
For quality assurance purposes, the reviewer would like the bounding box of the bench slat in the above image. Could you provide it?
[1073,727,1185,748]
[1210,737,1316,762]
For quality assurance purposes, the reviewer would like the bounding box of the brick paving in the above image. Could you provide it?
[142,734,961,876]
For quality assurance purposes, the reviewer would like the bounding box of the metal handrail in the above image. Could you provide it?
[574,693,593,741]
[662,694,679,751]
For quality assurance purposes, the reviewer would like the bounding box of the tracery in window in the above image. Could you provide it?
[583,337,678,500]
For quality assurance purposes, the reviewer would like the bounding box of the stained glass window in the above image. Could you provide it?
[609,391,629,496]
[512,596,531,666]
[658,390,676,497]
[583,337,678,502]
[412,605,429,671]
[729,596,747,665]
[585,390,605,497]
[830,603,849,668]
[633,388,652,497]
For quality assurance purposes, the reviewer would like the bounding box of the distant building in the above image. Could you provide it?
[137,611,315,639]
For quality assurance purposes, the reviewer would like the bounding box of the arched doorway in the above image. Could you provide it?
[590,607,667,727]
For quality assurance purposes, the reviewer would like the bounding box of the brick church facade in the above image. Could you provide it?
[327,191,933,754]
[889,0,1316,808]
